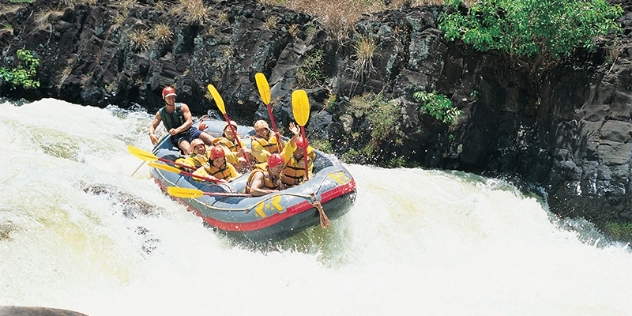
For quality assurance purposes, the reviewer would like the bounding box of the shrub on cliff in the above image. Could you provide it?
[0,49,40,90]
[439,0,623,76]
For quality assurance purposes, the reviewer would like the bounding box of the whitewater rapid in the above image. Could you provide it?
[0,99,630,315]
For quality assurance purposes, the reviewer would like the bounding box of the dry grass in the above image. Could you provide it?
[263,16,277,30]
[352,34,377,79]
[287,24,299,36]
[113,12,127,26]
[61,0,96,7]
[118,0,137,11]
[174,0,209,25]
[1,5,25,16]
[217,12,229,24]
[155,0,166,11]
[35,9,64,29]
[263,0,475,43]
[257,0,289,5]
[287,0,384,44]
[129,29,152,51]
[152,23,172,43]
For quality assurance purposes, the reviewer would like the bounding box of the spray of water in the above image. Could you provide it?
[0,99,631,315]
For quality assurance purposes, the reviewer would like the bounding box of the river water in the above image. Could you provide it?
[0,99,631,315]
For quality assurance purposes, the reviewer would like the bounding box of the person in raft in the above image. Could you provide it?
[148,86,215,155]
[193,145,239,183]
[210,120,252,173]
[280,134,316,188]
[174,139,210,170]
[245,153,285,197]
[250,120,283,163]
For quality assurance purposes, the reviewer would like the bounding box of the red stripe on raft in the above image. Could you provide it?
[161,178,356,232]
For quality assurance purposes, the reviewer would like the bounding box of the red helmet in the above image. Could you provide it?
[162,86,176,98]
[295,137,307,149]
[267,153,285,168]
[210,146,225,160]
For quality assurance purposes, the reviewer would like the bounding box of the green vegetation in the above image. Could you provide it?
[9,0,35,3]
[439,0,623,75]
[413,90,461,124]
[0,49,40,90]
[348,92,400,145]
[324,93,337,112]
[296,49,325,87]
[602,222,632,243]
[310,138,333,153]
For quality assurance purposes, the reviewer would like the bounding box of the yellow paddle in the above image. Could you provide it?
[130,135,171,177]
[128,145,195,171]
[291,90,310,181]
[147,162,224,183]
[255,73,282,152]
[167,186,251,198]
[207,84,252,170]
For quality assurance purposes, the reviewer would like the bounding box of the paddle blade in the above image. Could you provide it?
[148,162,182,174]
[255,73,271,105]
[207,84,226,114]
[167,187,204,199]
[128,145,158,162]
[292,90,310,126]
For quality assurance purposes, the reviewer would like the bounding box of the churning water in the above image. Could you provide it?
[0,99,631,315]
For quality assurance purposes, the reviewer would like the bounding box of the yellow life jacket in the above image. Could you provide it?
[214,137,242,165]
[281,151,315,186]
[245,166,281,194]
[215,137,238,152]
[197,162,235,181]
[251,135,280,163]
[175,152,209,169]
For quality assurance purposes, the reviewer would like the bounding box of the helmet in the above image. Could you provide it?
[162,86,177,98]
[267,153,285,168]
[191,139,205,149]
[224,120,238,132]
[210,146,226,160]
[254,120,269,131]
[295,137,307,149]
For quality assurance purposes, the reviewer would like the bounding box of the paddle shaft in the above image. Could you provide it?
[149,161,223,183]
[301,127,309,181]
[168,186,250,198]
[222,113,253,171]
[131,135,171,177]
[266,106,283,153]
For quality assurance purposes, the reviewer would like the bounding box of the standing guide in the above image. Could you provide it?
[148,86,215,155]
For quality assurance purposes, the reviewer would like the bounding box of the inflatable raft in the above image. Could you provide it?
[147,120,357,243]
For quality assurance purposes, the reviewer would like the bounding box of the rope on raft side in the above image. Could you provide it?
[310,193,330,228]
[190,167,345,229]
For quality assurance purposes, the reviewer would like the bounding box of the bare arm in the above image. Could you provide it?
[148,111,162,145]
[249,171,278,197]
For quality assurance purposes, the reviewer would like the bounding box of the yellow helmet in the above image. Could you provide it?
[224,120,238,132]
[191,138,205,149]
[254,120,269,131]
